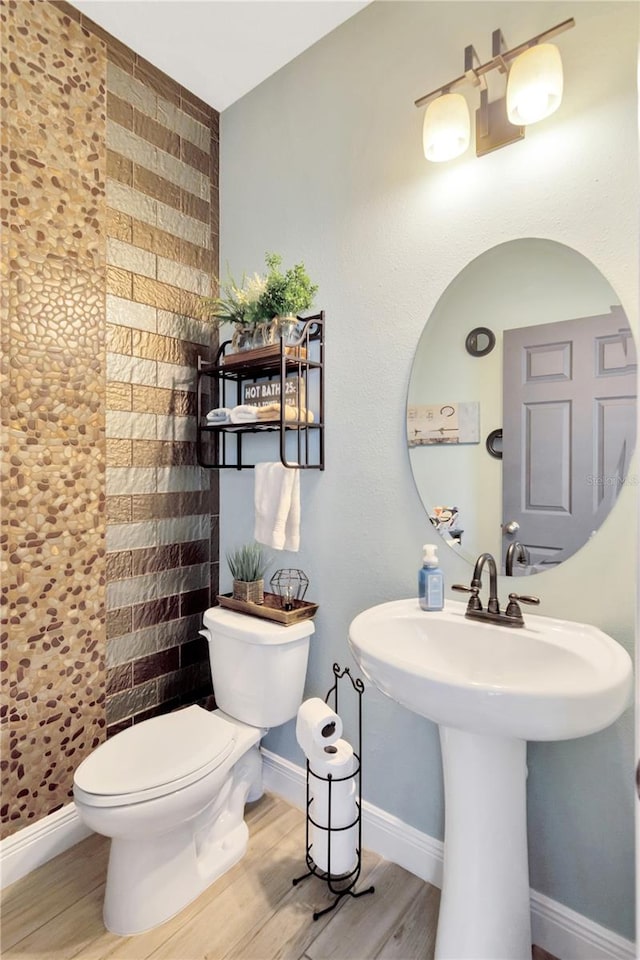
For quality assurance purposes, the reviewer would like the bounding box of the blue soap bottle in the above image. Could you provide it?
[419,544,444,611]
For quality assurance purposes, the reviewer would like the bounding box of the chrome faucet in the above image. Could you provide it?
[505,541,530,577]
[452,551,540,627]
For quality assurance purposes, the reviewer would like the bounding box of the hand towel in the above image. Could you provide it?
[254,461,300,551]
[206,407,231,423]
[256,403,315,423]
[230,405,259,424]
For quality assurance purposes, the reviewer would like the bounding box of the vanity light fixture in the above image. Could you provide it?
[416,18,574,161]
[423,93,470,162]
[506,43,564,125]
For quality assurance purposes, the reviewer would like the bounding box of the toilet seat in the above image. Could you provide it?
[74,706,237,808]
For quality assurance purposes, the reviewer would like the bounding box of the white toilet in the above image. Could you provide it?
[73,607,314,936]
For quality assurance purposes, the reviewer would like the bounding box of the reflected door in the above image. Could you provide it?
[502,307,636,571]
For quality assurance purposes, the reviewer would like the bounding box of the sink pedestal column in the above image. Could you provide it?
[436,726,531,960]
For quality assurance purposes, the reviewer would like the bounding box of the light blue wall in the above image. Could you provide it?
[219,1,638,939]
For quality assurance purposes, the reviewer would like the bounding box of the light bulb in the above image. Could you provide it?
[507,43,563,126]
[283,584,294,611]
[423,93,470,163]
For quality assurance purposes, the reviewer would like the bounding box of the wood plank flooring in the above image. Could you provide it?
[1,793,557,960]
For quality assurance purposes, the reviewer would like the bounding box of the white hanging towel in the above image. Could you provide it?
[254,462,300,551]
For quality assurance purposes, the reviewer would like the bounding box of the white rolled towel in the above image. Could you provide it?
[230,404,259,423]
[296,697,342,760]
[206,407,231,423]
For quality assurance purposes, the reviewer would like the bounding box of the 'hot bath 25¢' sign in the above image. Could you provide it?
[241,376,304,409]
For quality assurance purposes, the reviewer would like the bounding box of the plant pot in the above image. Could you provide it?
[231,325,255,353]
[232,578,264,604]
[253,320,278,348]
[276,314,300,345]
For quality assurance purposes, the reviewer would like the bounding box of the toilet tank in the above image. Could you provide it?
[201,607,314,728]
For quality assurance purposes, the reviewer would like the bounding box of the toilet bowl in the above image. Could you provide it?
[73,608,314,935]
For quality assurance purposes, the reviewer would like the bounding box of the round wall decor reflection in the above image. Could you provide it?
[465,326,496,357]
[485,428,503,459]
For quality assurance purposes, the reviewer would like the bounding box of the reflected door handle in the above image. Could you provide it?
[502,521,520,535]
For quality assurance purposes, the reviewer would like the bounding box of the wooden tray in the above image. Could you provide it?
[217,591,318,626]
[221,343,307,368]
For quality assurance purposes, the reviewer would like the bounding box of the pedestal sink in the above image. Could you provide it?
[348,599,632,960]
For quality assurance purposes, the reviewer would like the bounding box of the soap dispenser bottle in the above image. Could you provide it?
[419,544,444,611]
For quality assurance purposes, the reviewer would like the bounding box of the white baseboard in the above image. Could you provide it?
[261,748,635,960]
[530,891,636,960]
[0,803,92,890]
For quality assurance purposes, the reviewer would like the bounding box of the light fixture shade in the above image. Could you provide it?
[423,93,470,163]
[507,43,563,126]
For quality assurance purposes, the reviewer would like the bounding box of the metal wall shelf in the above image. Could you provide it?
[196,311,325,470]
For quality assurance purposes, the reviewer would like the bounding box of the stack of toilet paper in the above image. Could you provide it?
[296,698,358,877]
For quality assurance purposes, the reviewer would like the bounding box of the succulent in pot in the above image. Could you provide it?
[226,542,272,604]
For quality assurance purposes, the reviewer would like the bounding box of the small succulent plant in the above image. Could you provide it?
[226,542,271,582]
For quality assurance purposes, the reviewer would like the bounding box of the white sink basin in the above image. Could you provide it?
[348,598,632,741]
[348,598,632,960]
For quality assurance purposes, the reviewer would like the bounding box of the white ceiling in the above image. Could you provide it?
[69,0,369,111]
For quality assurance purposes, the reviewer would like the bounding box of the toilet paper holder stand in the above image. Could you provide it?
[292,662,375,919]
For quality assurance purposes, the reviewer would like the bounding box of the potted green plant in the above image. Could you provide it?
[256,252,319,345]
[227,542,271,604]
[203,270,266,352]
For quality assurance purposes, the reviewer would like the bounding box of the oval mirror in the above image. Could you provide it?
[407,239,637,576]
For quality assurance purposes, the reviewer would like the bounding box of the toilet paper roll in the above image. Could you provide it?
[310,810,358,877]
[308,739,356,827]
[309,738,358,877]
[296,698,343,759]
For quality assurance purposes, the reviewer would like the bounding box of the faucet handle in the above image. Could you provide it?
[451,583,482,611]
[505,592,540,623]
[508,593,540,605]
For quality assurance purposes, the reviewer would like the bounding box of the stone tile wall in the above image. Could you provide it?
[1,0,108,835]
[1,0,219,838]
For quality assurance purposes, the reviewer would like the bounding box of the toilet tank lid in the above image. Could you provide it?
[73,706,236,797]
[202,606,315,644]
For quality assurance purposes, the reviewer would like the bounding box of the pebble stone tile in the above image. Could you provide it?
[1,0,219,840]
[1,0,108,838]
